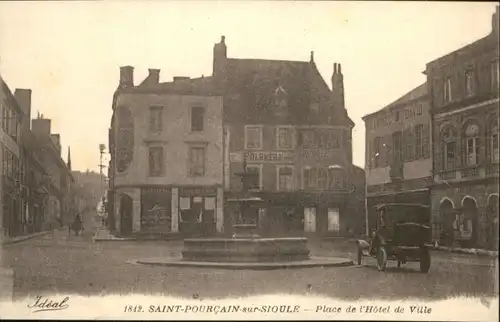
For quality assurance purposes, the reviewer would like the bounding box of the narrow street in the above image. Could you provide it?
[2,230,497,301]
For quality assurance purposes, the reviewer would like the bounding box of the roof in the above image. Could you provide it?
[123,76,222,97]
[1,75,23,115]
[362,83,428,120]
[425,32,497,71]
[223,57,353,126]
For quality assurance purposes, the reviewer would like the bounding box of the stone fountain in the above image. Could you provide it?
[181,159,310,263]
[134,160,353,269]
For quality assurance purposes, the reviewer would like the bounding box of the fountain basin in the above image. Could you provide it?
[181,237,310,263]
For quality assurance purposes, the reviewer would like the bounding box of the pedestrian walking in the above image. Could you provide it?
[71,214,83,236]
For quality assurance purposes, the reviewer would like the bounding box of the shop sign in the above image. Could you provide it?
[179,186,217,197]
[142,187,171,194]
[236,151,294,163]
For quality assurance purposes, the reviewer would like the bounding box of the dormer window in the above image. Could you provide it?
[274,85,288,108]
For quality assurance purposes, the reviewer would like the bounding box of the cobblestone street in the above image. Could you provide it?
[2,229,497,301]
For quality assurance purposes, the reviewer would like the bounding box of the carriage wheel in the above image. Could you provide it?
[419,248,431,273]
[357,247,363,266]
[376,247,388,271]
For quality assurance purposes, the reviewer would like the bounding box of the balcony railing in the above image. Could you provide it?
[435,163,499,184]
[461,166,480,179]
[440,169,457,180]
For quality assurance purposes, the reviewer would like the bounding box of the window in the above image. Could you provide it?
[491,121,499,163]
[149,106,163,133]
[465,123,480,166]
[188,147,205,176]
[414,124,423,159]
[373,137,381,168]
[300,130,315,148]
[318,168,327,190]
[277,126,294,149]
[246,165,261,190]
[277,166,294,191]
[442,127,456,170]
[395,111,400,122]
[392,131,403,163]
[245,126,263,150]
[492,61,499,91]
[416,105,423,116]
[464,70,474,97]
[148,147,164,177]
[303,167,317,189]
[328,168,343,189]
[191,106,204,132]
[444,77,452,103]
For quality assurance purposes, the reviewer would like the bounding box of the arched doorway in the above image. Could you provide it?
[487,194,499,250]
[459,197,479,248]
[119,194,133,236]
[439,198,455,246]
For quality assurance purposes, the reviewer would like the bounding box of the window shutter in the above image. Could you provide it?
[403,127,414,162]
[422,124,430,158]
[384,134,392,167]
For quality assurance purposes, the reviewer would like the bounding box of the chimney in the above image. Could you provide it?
[14,88,32,131]
[67,146,72,171]
[148,69,160,84]
[32,118,51,137]
[119,66,134,88]
[331,62,345,110]
[213,35,227,78]
[492,5,499,34]
[310,51,314,63]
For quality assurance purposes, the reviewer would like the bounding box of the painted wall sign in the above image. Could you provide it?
[232,151,294,163]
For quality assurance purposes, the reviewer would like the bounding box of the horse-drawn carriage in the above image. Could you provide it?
[357,203,432,273]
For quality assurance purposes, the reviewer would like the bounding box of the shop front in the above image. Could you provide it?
[140,187,172,235]
[237,191,351,237]
[178,186,218,237]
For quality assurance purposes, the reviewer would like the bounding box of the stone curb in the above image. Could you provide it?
[1,231,52,246]
[427,244,498,258]
[133,257,355,270]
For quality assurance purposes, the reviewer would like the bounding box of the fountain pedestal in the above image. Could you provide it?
[232,224,259,238]
[179,159,311,264]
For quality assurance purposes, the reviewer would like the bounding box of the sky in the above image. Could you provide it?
[0,1,497,172]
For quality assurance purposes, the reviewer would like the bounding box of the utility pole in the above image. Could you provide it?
[98,144,107,219]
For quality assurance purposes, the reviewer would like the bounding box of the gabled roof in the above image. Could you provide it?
[362,83,428,121]
[223,57,353,126]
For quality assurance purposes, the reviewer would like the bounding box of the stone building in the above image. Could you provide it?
[16,88,52,235]
[363,83,431,232]
[426,6,499,249]
[108,68,224,237]
[31,115,74,229]
[0,75,23,237]
[213,36,365,237]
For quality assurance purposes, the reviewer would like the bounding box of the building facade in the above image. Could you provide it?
[363,83,432,232]
[0,75,23,238]
[108,67,224,236]
[213,37,365,237]
[31,116,74,230]
[426,6,499,250]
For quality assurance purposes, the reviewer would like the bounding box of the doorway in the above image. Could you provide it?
[304,207,316,233]
[119,194,133,236]
[327,208,340,235]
